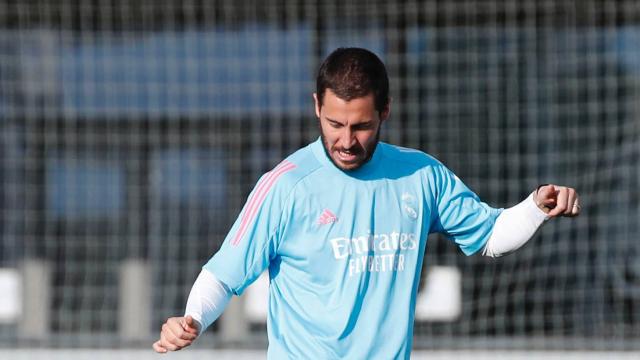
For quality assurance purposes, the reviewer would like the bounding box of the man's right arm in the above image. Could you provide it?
[152,161,295,353]
[153,269,232,353]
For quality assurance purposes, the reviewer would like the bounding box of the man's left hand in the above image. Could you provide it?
[535,184,581,218]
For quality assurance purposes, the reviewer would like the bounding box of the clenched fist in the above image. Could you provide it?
[153,315,201,353]
[535,184,581,218]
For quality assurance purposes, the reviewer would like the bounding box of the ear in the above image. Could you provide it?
[380,97,392,122]
[313,93,321,119]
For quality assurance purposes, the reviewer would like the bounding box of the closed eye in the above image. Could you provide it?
[354,122,373,130]
[326,118,343,128]
[325,118,375,130]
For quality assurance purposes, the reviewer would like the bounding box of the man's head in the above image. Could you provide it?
[314,48,391,171]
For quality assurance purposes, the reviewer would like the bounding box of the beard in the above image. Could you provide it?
[319,121,381,171]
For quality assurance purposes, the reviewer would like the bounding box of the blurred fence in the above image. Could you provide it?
[0,0,639,351]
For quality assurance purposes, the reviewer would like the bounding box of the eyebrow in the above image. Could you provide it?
[325,117,374,126]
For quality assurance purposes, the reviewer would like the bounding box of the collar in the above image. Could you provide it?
[310,137,384,178]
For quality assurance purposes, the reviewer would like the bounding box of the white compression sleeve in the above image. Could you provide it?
[184,269,232,335]
[482,192,550,258]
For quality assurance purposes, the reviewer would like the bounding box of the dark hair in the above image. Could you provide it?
[316,47,389,113]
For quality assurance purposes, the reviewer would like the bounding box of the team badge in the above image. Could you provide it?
[402,192,418,220]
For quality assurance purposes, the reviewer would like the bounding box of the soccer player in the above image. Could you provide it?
[152,47,580,358]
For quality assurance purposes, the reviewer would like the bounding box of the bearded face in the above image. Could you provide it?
[314,89,388,171]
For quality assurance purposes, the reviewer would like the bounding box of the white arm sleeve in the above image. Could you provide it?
[184,269,233,335]
[482,192,550,258]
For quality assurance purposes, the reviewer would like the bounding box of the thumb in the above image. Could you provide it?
[537,184,556,199]
[152,340,167,353]
[184,315,200,333]
[535,184,557,212]
[536,184,558,205]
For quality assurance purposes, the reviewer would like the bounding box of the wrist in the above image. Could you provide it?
[529,192,551,220]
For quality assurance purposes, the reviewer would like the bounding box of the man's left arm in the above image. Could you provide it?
[482,184,580,258]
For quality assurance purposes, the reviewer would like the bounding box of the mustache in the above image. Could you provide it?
[333,145,364,154]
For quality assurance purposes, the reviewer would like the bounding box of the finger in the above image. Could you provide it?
[153,340,167,353]
[570,203,581,216]
[160,331,179,351]
[548,187,569,217]
[570,194,581,217]
[168,318,197,341]
[166,318,189,339]
[535,185,557,211]
[537,184,556,201]
[564,188,577,216]
[551,187,569,216]
[183,315,200,334]
[540,197,556,208]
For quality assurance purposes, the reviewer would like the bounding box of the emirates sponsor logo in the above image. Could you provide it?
[329,231,419,276]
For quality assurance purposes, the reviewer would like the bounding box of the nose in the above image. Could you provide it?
[340,128,356,149]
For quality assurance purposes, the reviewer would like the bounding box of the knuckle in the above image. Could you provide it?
[166,331,178,342]
[162,330,174,341]
[178,339,191,347]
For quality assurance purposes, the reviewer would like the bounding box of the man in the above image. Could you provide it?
[153,48,580,358]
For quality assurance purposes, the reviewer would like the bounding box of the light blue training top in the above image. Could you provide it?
[204,138,502,359]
